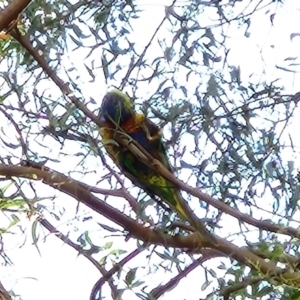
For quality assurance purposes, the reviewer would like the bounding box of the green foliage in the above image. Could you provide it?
[1,0,300,299]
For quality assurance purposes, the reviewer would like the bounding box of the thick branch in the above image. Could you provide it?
[0,281,12,300]
[0,163,207,248]
[117,135,300,238]
[1,164,300,288]
[0,0,31,31]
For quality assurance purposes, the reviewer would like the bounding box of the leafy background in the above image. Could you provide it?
[1,0,300,299]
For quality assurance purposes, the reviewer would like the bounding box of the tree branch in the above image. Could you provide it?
[219,277,264,300]
[39,217,119,298]
[115,133,300,238]
[0,281,12,300]
[1,164,300,288]
[150,255,212,299]
[0,0,31,31]
[90,248,144,300]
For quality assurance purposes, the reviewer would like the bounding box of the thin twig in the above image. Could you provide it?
[0,106,28,159]
[219,277,264,300]
[39,217,120,298]
[120,0,177,89]
[90,247,145,300]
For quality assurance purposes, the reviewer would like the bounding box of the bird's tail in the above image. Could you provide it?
[167,192,218,245]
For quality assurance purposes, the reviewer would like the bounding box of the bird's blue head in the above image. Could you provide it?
[100,90,135,125]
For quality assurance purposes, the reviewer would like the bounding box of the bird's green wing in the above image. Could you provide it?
[117,119,217,243]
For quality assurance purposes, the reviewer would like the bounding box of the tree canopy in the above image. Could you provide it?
[0,0,300,299]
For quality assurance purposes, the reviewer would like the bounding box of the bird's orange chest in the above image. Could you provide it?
[105,114,145,134]
[121,118,142,134]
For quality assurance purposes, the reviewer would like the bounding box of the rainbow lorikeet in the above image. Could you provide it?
[99,90,216,243]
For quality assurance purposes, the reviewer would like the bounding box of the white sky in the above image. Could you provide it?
[1,0,300,299]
